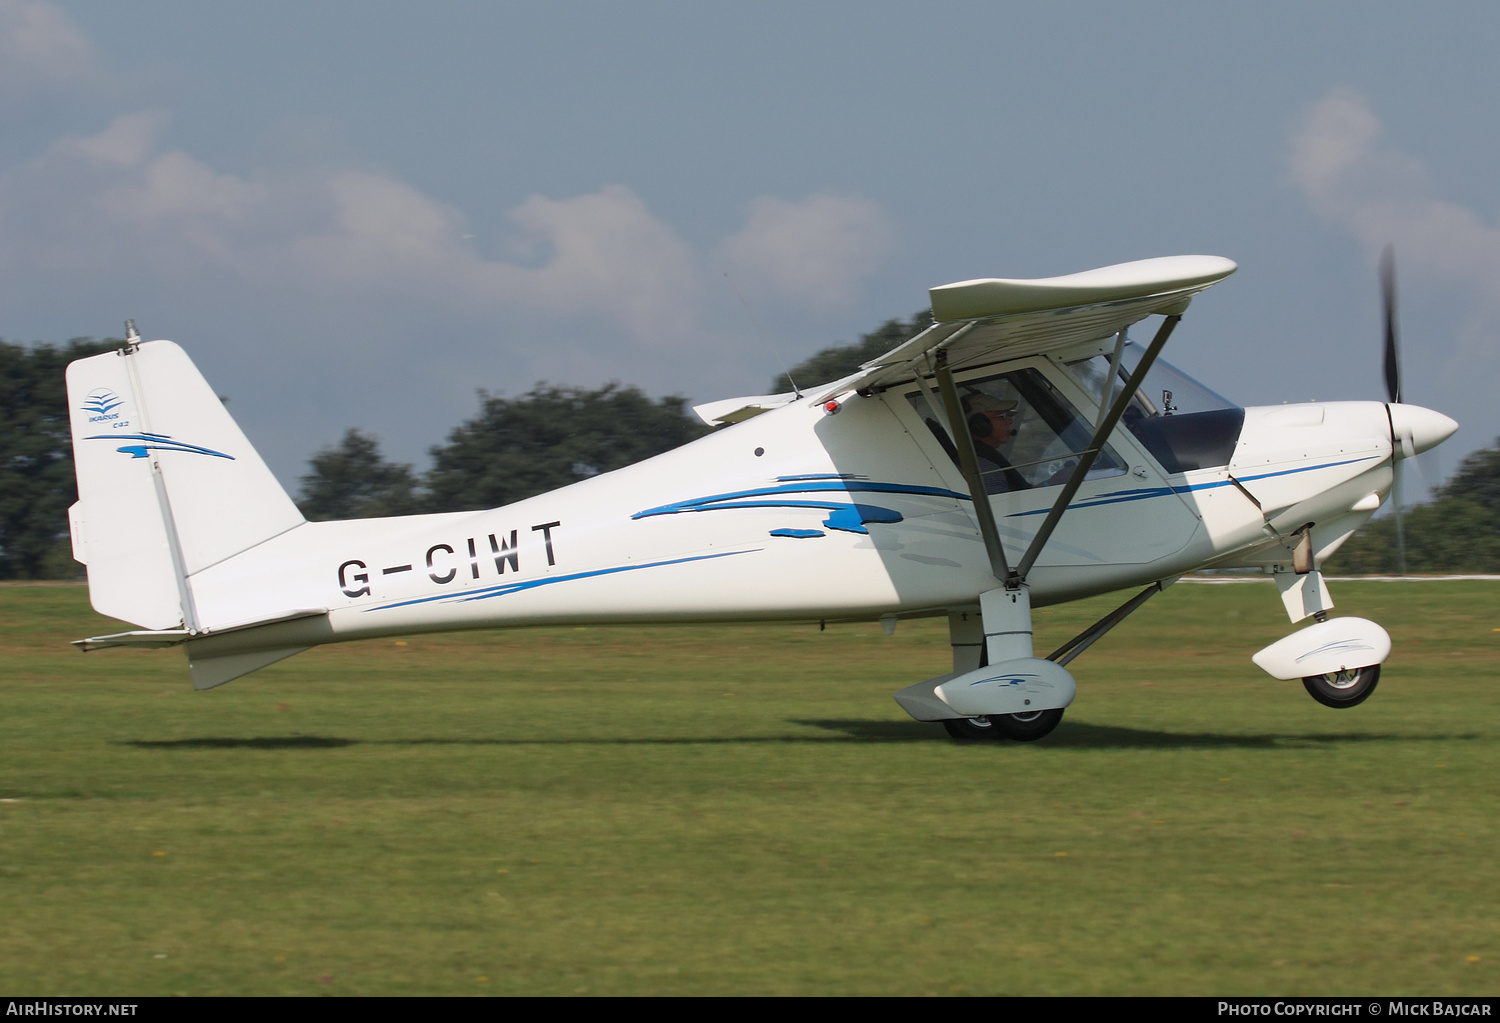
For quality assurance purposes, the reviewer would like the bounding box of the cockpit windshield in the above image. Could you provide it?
[1066,343,1244,475]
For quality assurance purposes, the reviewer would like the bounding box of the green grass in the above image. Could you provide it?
[1,580,1497,995]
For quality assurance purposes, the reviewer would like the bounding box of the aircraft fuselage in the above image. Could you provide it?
[183,355,1437,653]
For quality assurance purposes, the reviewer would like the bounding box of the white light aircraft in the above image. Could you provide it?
[65,254,1458,741]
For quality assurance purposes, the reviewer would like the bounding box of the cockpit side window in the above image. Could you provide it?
[908,368,1128,494]
[1065,343,1245,474]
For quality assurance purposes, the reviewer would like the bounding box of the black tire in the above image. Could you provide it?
[942,716,1000,741]
[989,707,1065,741]
[1302,664,1381,709]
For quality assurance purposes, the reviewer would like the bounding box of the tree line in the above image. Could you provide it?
[0,319,910,577]
[3,318,1496,577]
[299,310,935,521]
[1,338,122,578]
[297,384,714,520]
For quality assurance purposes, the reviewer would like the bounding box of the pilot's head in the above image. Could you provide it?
[964,395,1019,445]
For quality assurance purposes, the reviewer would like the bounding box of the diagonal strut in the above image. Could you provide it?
[1012,312,1183,583]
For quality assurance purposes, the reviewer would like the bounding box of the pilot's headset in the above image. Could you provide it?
[962,393,1020,445]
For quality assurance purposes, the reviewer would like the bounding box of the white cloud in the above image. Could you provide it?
[0,6,899,480]
[284,170,476,290]
[0,116,702,346]
[498,186,703,345]
[283,177,706,347]
[1289,88,1500,334]
[0,0,100,115]
[0,113,894,352]
[718,193,893,312]
[70,108,167,167]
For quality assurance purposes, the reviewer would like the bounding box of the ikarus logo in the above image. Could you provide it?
[82,388,125,423]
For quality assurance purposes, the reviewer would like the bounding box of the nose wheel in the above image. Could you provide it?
[941,708,1064,742]
[1302,664,1381,708]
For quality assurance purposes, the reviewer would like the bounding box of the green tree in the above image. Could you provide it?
[1437,442,1500,511]
[297,429,421,521]
[423,383,711,512]
[771,311,931,393]
[0,338,124,579]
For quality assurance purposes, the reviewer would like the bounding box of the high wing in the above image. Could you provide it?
[812,254,1237,589]
[817,255,1236,399]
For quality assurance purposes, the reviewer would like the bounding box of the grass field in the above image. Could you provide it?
[1,580,1497,996]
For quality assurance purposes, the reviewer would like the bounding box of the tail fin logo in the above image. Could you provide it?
[81,388,125,423]
[84,431,235,460]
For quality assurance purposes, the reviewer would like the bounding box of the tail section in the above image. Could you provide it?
[67,340,305,633]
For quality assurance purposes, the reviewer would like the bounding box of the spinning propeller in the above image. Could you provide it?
[1370,247,1460,575]
[1380,245,1409,574]
[1381,245,1402,407]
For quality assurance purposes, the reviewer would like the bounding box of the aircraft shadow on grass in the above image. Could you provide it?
[796,720,1480,748]
[119,726,1479,751]
[124,736,357,750]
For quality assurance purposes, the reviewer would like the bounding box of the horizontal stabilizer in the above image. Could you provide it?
[693,391,800,426]
[73,629,191,652]
[74,608,326,653]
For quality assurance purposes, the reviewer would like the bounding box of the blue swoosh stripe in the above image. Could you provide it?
[634,480,969,519]
[1235,456,1379,484]
[1006,455,1380,517]
[364,548,761,613]
[86,434,235,460]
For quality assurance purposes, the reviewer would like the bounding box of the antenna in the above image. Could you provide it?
[723,273,801,397]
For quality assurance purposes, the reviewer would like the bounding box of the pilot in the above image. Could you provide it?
[965,395,1019,448]
[962,394,1030,492]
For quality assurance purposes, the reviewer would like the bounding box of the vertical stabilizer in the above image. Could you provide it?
[67,341,304,631]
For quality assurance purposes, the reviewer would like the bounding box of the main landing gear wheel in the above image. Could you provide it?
[990,707,1064,742]
[1302,664,1381,709]
[941,708,1065,742]
[942,716,998,741]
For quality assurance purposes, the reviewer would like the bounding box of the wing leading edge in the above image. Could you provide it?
[819,255,1236,399]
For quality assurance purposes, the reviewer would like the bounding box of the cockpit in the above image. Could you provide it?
[906,342,1244,489]
[1065,343,1244,475]
[908,367,1131,494]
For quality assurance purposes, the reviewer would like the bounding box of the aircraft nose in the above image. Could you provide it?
[1387,403,1458,458]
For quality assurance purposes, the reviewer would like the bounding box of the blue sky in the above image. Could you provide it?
[4,1,1499,493]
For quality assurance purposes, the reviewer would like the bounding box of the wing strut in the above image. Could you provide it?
[1046,579,1170,666]
[1012,312,1183,582]
[932,341,1011,583]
